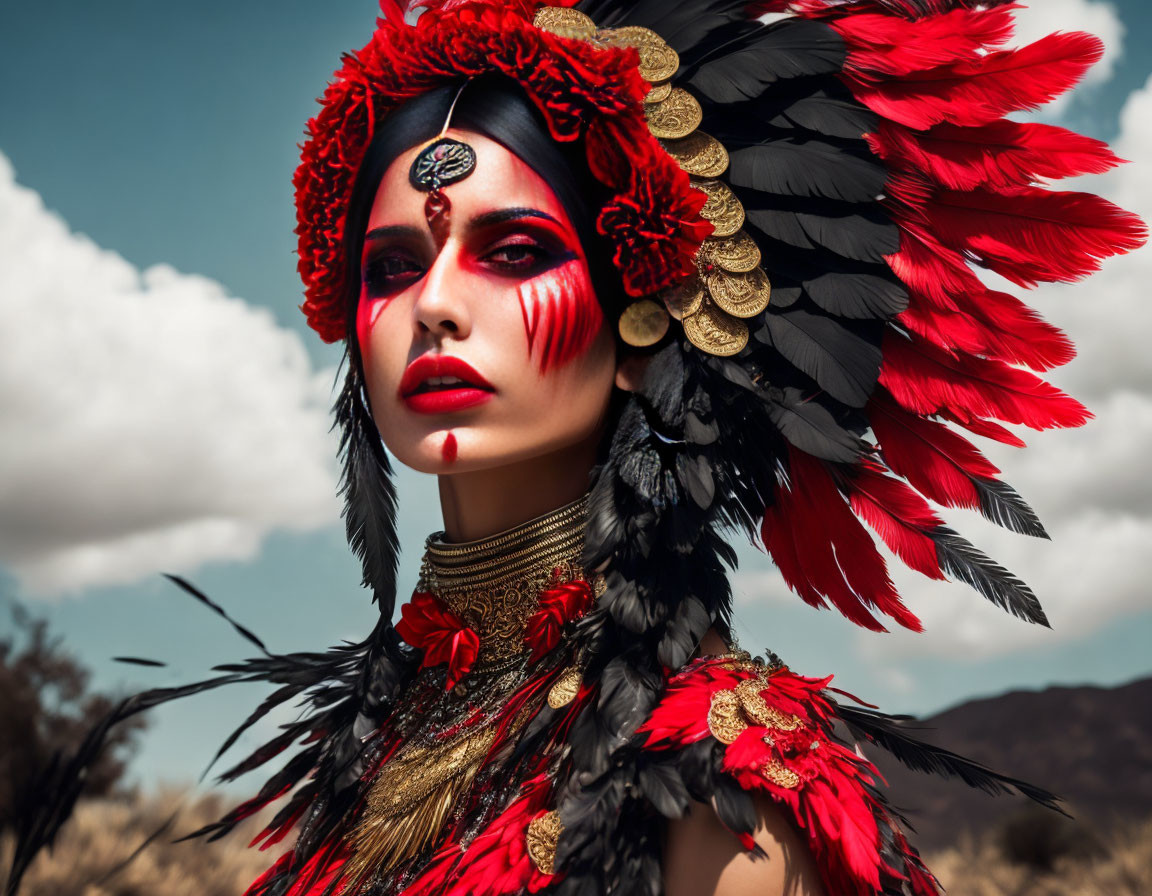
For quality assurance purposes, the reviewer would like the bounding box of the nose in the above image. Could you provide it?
[412,245,472,342]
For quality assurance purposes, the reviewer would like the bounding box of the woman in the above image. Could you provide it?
[6,1,1143,895]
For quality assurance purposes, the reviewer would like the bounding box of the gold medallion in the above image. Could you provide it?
[706,268,771,319]
[707,690,746,745]
[533,7,597,40]
[734,677,802,731]
[683,303,749,357]
[694,179,745,238]
[659,131,729,178]
[618,299,670,347]
[645,88,703,140]
[527,811,565,875]
[661,272,706,321]
[599,27,680,82]
[547,666,582,709]
[698,230,761,273]
[644,81,673,104]
[761,760,802,790]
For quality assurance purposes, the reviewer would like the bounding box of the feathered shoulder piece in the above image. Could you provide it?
[635,650,1058,895]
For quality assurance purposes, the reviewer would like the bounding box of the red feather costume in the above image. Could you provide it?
[5,1,1143,895]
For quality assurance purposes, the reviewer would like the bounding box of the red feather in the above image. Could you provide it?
[846,32,1104,130]
[870,119,1124,192]
[880,331,1089,431]
[940,411,1028,448]
[870,389,1000,512]
[764,450,923,631]
[833,7,1014,77]
[920,185,1148,287]
[899,289,1074,371]
[844,461,944,580]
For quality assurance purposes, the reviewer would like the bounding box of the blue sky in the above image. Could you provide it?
[1,1,1150,791]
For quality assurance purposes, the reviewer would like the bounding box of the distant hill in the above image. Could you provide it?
[871,676,1152,850]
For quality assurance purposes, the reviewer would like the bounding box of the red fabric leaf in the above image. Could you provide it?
[395,592,480,690]
[919,185,1147,287]
[879,331,1089,431]
[870,119,1124,192]
[845,32,1103,130]
[524,579,595,663]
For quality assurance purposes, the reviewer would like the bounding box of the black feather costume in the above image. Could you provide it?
[6,0,1144,894]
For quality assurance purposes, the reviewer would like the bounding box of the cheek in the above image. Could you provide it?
[355,291,390,367]
[516,260,604,373]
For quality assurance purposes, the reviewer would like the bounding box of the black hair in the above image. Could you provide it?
[341,75,623,344]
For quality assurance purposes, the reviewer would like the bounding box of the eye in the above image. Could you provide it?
[362,251,423,296]
[482,238,553,275]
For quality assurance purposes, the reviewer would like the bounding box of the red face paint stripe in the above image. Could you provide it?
[516,261,602,373]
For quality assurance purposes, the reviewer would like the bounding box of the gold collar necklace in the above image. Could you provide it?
[417,494,591,664]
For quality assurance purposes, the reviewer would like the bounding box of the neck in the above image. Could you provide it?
[436,433,599,542]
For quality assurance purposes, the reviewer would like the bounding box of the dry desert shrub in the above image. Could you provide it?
[1,789,276,896]
[926,814,1152,896]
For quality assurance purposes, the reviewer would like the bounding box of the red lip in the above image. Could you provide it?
[399,355,495,415]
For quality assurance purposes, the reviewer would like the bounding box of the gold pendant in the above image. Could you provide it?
[547,666,583,708]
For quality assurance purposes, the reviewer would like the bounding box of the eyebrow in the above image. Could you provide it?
[364,224,424,242]
[469,207,563,230]
[363,207,563,243]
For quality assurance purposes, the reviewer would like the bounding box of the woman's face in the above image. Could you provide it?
[357,129,618,475]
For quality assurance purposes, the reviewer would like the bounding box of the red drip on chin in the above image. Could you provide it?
[441,432,458,464]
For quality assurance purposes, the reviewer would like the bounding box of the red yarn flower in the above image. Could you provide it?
[395,592,480,690]
[523,578,595,663]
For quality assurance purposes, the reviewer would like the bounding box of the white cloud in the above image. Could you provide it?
[1013,0,1125,86]
[0,152,340,597]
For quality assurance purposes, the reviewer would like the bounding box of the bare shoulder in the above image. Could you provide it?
[663,795,826,896]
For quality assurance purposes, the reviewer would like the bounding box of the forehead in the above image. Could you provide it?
[366,129,573,229]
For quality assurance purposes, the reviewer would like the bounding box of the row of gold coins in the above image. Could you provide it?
[534,7,771,357]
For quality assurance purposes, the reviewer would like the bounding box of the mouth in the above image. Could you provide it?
[399,355,495,414]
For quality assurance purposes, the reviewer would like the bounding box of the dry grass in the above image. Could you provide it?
[1,790,275,896]
[925,815,1152,896]
[4,792,1150,895]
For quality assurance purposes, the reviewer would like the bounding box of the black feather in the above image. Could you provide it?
[835,703,1066,813]
[758,310,884,407]
[728,140,887,203]
[686,21,845,103]
[932,527,1050,626]
[974,477,1050,539]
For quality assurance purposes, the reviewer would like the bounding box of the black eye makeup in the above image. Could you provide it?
[362,249,424,298]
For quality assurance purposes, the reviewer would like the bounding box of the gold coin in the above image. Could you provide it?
[618,299,670,347]
[762,761,802,790]
[533,7,597,40]
[661,272,706,321]
[694,179,745,238]
[602,31,679,83]
[698,230,761,273]
[683,302,749,356]
[526,811,565,875]
[706,268,771,318]
[645,88,703,140]
[644,81,673,104]
[547,666,582,709]
[707,690,747,745]
[659,131,729,178]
